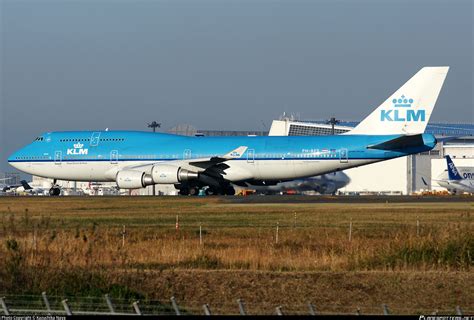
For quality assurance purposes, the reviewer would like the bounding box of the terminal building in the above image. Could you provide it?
[0,172,21,185]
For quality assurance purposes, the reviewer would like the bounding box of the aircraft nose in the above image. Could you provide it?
[8,149,18,162]
[7,146,27,170]
[8,151,21,169]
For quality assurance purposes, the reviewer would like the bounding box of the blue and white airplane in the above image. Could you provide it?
[436,155,474,194]
[8,67,449,196]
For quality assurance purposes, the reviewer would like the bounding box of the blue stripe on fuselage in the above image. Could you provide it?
[7,130,436,163]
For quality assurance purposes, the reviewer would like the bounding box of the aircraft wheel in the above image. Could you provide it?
[179,188,190,196]
[224,186,235,196]
[49,187,61,196]
[205,188,215,196]
[189,187,199,196]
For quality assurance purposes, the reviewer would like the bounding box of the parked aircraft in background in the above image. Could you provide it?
[242,171,350,195]
[14,180,48,195]
[435,155,474,194]
[8,67,449,196]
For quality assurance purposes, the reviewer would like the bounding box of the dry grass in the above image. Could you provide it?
[0,197,472,314]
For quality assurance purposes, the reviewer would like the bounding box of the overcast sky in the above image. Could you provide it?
[1,0,473,173]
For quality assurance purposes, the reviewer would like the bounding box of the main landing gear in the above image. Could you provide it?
[177,186,205,196]
[49,179,61,196]
[177,184,235,196]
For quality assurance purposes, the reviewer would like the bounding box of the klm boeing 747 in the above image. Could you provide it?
[8,67,449,196]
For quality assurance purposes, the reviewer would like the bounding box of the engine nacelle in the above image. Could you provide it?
[116,170,153,189]
[315,182,336,195]
[151,165,198,184]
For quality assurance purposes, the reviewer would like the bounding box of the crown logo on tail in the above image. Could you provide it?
[392,95,414,108]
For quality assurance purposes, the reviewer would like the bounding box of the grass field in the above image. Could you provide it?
[0,197,472,314]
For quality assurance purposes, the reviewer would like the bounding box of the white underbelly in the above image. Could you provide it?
[252,159,379,180]
[14,158,382,183]
[14,161,154,182]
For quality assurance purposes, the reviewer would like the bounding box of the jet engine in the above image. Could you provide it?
[151,165,198,184]
[116,165,199,189]
[116,170,154,189]
[315,182,336,195]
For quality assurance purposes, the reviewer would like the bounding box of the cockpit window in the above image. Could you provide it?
[34,137,44,142]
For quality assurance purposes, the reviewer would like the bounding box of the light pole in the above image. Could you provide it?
[147,121,161,196]
[148,121,161,133]
[326,117,340,135]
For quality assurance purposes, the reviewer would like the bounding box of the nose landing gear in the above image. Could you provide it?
[49,188,61,196]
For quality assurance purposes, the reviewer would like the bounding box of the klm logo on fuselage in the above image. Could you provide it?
[380,95,425,122]
[67,143,89,155]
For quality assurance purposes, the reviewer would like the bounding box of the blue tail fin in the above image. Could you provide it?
[446,156,462,180]
[20,180,33,190]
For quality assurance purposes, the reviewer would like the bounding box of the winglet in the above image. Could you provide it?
[223,146,248,159]
[446,155,462,180]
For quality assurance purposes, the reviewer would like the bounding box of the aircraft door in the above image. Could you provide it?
[183,149,192,160]
[90,132,101,147]
[339,148,348,163]
[110,150,119,164]
[247,149,255,163]
[54,151,62,165]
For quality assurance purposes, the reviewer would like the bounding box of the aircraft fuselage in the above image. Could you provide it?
[8,131,436,184]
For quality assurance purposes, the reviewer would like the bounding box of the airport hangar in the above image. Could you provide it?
[32,120,473,195]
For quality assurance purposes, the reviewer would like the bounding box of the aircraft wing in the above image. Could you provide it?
[188,146,248,169]
[126,146,248,172]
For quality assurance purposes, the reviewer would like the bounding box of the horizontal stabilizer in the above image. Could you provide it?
[367,134,425,150]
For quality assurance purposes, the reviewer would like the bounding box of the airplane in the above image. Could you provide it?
[14,180,48,195]
[241,171,350,195]
[8,67,449,196]
[435,155,474,194]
